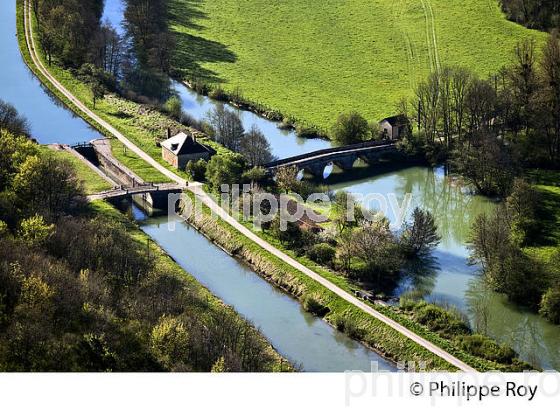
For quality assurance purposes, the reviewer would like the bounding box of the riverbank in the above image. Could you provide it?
[18,0,544,372]
[191,185,537,372]
[180,190,535,372]
[16,0,182,184]
[181,191,453,370]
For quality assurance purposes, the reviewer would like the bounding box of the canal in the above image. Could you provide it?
[4,0,559,371]
[0,0,102,144]
[1,0,397,372]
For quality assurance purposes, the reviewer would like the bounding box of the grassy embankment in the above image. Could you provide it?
[39,146,113,194]
[16,1,230,184]
[526,170,560,268]
[183,191,530,372]
[170,0,546,134]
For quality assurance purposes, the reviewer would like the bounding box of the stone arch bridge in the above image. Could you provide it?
[265,140,399,177]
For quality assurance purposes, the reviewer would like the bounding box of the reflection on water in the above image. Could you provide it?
[172,81,332,159]
[135,209,395,372]
[0,0,101,144]
[330,165,560,370]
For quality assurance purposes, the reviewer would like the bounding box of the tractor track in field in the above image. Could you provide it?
[420,0,441,73]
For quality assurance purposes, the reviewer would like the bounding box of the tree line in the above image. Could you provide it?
[400,34,560,196]
[33,0,175,103]
[501,0,560,32]
[469,179,560,325]
[0,127,281,371]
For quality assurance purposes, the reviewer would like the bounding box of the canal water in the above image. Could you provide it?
[0,0,102,144]
[4,0,558,371]
[133,206,395,372]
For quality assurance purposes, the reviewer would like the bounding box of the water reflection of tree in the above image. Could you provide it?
[400,255,440,297]
[466,279,548,370]
[392,167,496,247]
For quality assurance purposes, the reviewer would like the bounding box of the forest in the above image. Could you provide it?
[501,0,560,31]
[0,119,282,371]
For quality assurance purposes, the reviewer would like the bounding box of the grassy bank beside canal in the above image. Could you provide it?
[17,0,201,184]
[183,190,534,372]
[39,146,113,195]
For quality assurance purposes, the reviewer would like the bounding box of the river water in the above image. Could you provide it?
[0,0,397,372]
[328,165,560,370]
[3,0,557,371]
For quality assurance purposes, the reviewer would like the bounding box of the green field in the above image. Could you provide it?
[170,0,546,132]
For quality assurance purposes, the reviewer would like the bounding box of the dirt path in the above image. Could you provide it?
[188,184,476,372]
[23,0,186,187]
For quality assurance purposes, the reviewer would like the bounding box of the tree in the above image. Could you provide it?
[0,100,30,137]
[17,215,55,248]
[163,96,182,120]
[91,81,105,108]
[207,106,245,152]
[331,112,370,145]
[275,165,299,193]
[239,125,273,166]
[185,159,207,181]
[351,219,402,282]
[332,191,361,233]
[540,286,560,324]
[242,166,267,188]
[270,216,302,249]
[538,31,560,166]
[0,132,38,191]
[12,153,84,220]
[205,154,246,190]
[150,316,190,370]
[452,131,517,197]
[400,208,441,257]
[468,207,544,307]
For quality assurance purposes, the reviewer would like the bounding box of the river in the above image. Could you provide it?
[327,165,560,370]
[3,0,558,371]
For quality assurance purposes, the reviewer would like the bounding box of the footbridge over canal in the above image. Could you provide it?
[265,140,399,177]
[87,183,183,208]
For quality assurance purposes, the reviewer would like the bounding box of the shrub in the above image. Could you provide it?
[413,302,471,337]
[163,96,182,120]
[540,286,560,324]
[209,87,227,101]
[185,159,208,182]
[302,294,330,317]
[332,315,366,339]
[296,125,321,139]
[307,243,336,266]
[331,112,370,145]
[457,334,517,364]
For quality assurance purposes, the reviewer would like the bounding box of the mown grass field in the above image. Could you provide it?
[170,0,546,132]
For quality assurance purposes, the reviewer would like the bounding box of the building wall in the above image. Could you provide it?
[162,147,211,170]
[380,120,394,139]
[162,147,179,168]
